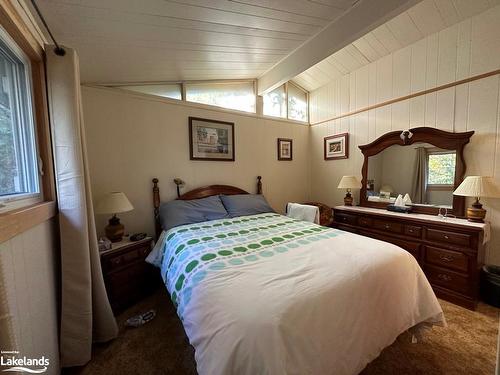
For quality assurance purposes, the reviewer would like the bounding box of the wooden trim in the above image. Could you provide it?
[311,69,500,126]
[0,201,56,243]
[0,0,43,61]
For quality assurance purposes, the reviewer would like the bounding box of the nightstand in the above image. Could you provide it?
[100,236,161,315]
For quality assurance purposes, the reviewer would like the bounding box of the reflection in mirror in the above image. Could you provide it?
[366,143,456,208]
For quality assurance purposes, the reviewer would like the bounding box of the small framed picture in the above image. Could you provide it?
[324,133,349,160]
[189,117,235,161]
[277,138,293,161]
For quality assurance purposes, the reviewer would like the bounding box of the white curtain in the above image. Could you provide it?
[46,45,118,367]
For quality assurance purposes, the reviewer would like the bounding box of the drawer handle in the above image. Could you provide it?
[439,255,454,262]
[408,229,413,233]
[112,257,121,265]
[437,274,452,281]
[343,217,347,221]
[444,235,450,239]
[385,224,390,229]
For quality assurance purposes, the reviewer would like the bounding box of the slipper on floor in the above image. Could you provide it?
[125,309,156,328]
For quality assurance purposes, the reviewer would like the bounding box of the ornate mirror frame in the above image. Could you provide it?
[358,127,474,217]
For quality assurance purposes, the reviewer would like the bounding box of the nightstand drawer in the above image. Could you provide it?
[103,242,152,272]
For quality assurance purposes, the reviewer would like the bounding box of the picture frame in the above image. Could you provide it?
[189,117,235,161]
[324,133,349,160]
[277,138,293,161]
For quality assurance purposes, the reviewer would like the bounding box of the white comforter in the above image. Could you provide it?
[150,214,444,375]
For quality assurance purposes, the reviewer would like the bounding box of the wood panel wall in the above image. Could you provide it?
[308,5,500,264]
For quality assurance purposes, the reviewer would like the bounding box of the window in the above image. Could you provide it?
[119,84,182,100]
[0,30,39,208]
[186,81,255,113]
[427,151,456,187]
[287,83,308,122]
[263,82,308,122]
[263,84,286,118]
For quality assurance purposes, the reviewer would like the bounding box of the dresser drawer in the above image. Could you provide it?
[425,246,469,273]
[372,219,402,234]
[404,225,422,238]
[358,217,372,227]
[335,213,357,226]
[425,265,470,295]
[426,228,471,248]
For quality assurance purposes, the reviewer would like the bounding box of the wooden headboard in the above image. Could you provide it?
[152,176,263,238]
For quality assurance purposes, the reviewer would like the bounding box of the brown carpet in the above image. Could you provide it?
[66,288,499,375]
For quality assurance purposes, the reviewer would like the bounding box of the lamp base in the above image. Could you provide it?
[466,200,486,223]
[105,215,125,242]
[344,191,353,206]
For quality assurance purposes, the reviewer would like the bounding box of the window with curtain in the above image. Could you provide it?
[287,83,308,122]
[0,30,39,210]
[186,81,255,113]
[118,84,182,100]
[427,151,456,187]
[263,84,286,118]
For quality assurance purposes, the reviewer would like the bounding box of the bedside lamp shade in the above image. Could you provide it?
[453,176,499,198]
[96,192,134,242]
[338,176,361,206]
[453,176,499,223]
[338,176,362,189]
[96,192,134,214]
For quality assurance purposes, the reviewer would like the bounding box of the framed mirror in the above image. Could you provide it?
[359,127,474,217]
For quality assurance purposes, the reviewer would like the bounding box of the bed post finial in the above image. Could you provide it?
[257,176,262,194]
[152,178,161,238]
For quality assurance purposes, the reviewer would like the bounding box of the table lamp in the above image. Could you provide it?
[453,176,499,223]
[338,176,362,206]
[96,192,134,242]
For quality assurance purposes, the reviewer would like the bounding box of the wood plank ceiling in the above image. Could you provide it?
[293,0,500,91]
[36,0,359,84]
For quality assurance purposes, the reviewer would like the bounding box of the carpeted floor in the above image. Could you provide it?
[66,288,499,375]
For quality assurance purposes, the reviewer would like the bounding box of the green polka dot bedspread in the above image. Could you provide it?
[146,213,445,375]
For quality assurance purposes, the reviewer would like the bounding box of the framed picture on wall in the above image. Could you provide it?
[324,133,349,160]
[189,117,235,161]
[277,138,293,161]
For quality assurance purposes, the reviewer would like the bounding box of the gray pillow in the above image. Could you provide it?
[159,195,229,231]
[220,194,275,218]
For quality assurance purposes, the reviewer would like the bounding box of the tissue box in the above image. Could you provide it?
[386,204,412,213]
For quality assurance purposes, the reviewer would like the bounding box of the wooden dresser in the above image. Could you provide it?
[333,206,489,310]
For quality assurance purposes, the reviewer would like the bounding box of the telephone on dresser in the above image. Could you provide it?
[130,232,147,241]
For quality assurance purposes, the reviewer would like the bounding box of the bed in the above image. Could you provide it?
[147,177,445,375]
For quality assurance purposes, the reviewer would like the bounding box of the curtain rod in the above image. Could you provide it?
[30,0,65,56]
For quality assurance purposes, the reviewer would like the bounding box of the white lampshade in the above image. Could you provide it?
[453,176,500,198]
[95,192,134,214]
[338,176,362,189]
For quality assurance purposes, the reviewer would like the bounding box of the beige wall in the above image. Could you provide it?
[82,86,311,237]
[308,5,500,264]
[0,220,60,374]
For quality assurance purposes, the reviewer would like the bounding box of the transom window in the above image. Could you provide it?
[0,27,39,209]
[263,82,308,122]
[185,81,255,113]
